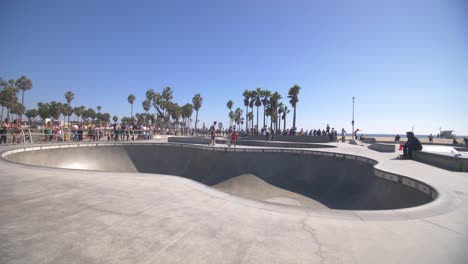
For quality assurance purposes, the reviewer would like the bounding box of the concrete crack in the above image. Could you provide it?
[420,219,467,237]
[301,217,326,264]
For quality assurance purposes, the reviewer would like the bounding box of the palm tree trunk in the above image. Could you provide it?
[245,106,248,131]
[283,116,286,131]
[293,106,296,129]
[263,106,266,129]
[256,107,259,131]
[0,106,4,121]
[195,110,199,130]
[131,104,133,119]
[20,90,25,120]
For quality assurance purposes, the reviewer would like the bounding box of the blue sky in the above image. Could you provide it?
[1,0,467,135]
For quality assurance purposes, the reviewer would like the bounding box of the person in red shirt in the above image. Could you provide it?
[228,130,238,147]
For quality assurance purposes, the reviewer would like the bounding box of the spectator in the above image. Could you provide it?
[209,121,217,146]
[1,119,10,144]
[401,132,422,159]
[394,134,401,142]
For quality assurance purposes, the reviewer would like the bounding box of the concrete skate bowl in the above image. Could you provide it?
[2,143,436,211]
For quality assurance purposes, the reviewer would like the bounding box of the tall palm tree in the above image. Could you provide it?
[270,92,282,131]
[146,89,155,101]
[0,79,19,121]
[288,84,301,130]
[192,93,203,131]
[278,104,284,131]
[128,94,136,120]
[242,90,251,131]
[254,88,262,130]
[181,103,193,128]
[16,76,32,120]
[249,92,256,130]
[97,105,102,112]
[142,100,151,124]
[64,91,75,125]
[282,106,290,131]
[262,89,271,129]
[247,111,254,127]
[234,107,243,129]
[226,100,233,127]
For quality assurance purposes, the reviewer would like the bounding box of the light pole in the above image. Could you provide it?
[352,97,355,139]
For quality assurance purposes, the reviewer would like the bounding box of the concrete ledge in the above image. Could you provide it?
[168,136,335,148]
[168,136,210,144]
[238,135,329,143]
[361,138,376,144]
[368,143,396,153]
[413,151,468,172]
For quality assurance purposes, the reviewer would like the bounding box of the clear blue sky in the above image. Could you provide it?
[1,0,467,135]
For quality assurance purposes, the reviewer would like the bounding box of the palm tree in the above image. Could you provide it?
[278,104,284,131]
[142,100,151,124]
[249,92,256,130]
[254,88,262,130]
[262,89,271,129]
[16,76,32,120]
[226,100,233,127]
[242,90,251,131]
[181,103,193,128]
[97,105,102,112]
[25,109,38,125]
[0,79,19,121]
[64,91,75,124]
[146,89,155,101]
[37,102,51,125]
[270,92,282,131]
[127,94,136,120]
[247,112,254,127]
[282,106,290,131]
[234,107,243,130]
[288,84,301,130]
[192,93,203,131]
[62,104,73,126]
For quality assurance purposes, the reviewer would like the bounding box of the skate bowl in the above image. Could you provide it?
[2,143,436,211]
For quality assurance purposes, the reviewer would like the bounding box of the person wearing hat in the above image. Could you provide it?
[402,131,422,159]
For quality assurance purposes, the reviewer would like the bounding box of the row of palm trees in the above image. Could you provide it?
[0,77,113,126]
[2,75,301,133]
[126,87,204,129]
[227,85,301,132]
[0,76,33,121]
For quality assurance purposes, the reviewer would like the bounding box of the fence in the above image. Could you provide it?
[0,128,158,145]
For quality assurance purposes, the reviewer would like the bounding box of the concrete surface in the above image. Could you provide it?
[0,140,467,264]
[4,143,433,210]
[368,143,396,153]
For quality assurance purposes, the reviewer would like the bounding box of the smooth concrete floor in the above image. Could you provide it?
[1,140,467,264]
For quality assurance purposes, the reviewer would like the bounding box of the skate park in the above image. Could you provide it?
[1,138,467,263]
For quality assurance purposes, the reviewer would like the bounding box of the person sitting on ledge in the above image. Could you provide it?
[402,131,422,159]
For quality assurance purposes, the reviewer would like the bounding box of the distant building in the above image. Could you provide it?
[440,130,455,138]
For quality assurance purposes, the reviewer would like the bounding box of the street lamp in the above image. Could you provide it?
[352,97,355,139]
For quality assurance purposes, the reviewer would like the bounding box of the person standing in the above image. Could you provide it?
[428,134,433,143]
[1,119,10,144]
[209,121,217,146]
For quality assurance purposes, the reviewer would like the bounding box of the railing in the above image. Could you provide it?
[0,128,159,145]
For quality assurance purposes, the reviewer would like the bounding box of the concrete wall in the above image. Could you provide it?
[168,137,335,149]
[3,143,433,210]
[368,143,396,153]
[238,135,330,143]
[413,151,468,172]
